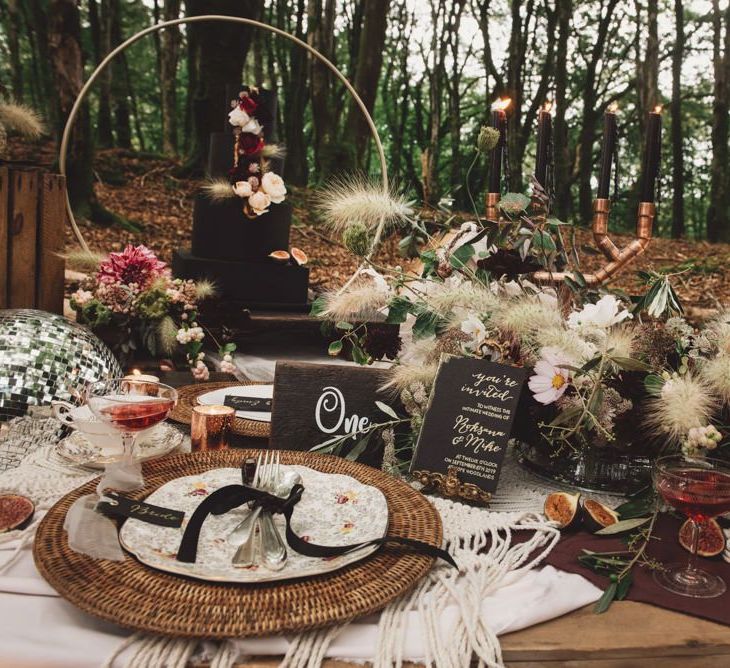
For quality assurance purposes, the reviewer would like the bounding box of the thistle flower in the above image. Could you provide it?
[477,126,500,152]
[700,354,730,404]
[157,315,179,355]
[202,179,238,201]
[342,221,371,257]
[315,176,414,233]
[644,374,717,444]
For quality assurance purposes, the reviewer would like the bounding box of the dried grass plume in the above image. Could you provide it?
[0,102,44,139]
[202,179,236,201]
[194,278,217,300]
[315,176,413,233]
[262,144,286,160]
[701,354,730,404]
[382,362,438,395]
[59,249,108,273]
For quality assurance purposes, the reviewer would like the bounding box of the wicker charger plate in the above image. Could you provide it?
[168,381,270,438]
[33,450,441,638]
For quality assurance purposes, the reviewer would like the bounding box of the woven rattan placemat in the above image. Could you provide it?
[168,381,270,439]
[33,449,441,638]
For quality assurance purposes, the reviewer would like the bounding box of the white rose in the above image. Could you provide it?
[228,106,251,128]
[241,117,262,135]
[248,191,271,215]
[233,181,253,198]
[261,172,287,204]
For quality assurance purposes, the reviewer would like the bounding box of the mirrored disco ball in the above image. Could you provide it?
[0,309,123,421]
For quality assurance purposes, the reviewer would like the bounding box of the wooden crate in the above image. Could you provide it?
[0,164,66,313]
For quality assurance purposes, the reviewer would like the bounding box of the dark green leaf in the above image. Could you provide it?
[328,340,343,356]
[345,432,372,461]
[616,572,632,600]
[643,374,665,397]
[450,243,475,268]
[309,296,328,317]
[335,321,354,331]
[386,296,411,324]
[594,582,618,614]
[611,356,651,372]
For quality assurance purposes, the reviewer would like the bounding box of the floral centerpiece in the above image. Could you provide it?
[70,244,236,377]
[310,132,730,492]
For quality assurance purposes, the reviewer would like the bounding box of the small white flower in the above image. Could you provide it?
[223,354,232,362]
[248,191,271,215]
[220,360,237,374]
[71,289,94,306]
[249,163,261,174]
[228,106,251,128]
[191,360,210,381]
[240,117,262,135]
[460,315,487,352]
[528,347,574,405]
[567,295,632,332]
[233,181,253,198]
[261,172,287,204]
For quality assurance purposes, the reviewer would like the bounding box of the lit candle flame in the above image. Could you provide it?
[491,97,511,112]
[607,102,619,114]
[653,104,663,114]
[131,369,142,376]
[542,100,553,113]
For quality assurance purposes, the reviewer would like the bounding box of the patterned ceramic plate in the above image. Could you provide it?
[56,423,184,469]
[119,466,389,583]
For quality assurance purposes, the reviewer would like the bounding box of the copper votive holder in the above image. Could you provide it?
[191,405,235,452]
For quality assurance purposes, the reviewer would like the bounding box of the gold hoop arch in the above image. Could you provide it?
[59,15,389,261]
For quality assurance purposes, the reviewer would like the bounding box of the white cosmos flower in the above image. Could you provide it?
[261,172,287,203]
[528,347,574,405]
[228,106,251,128]
[567,295,632,332]
[232,180,253,198]
[460,315,487,352]
[248,191,271,215]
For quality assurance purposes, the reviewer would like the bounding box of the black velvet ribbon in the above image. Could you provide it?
[175,483,457,568]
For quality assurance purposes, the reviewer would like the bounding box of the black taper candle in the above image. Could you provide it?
[639,107,662,203]
[488,106,507,193]
[597,105,618,199]
[535,104,552,188]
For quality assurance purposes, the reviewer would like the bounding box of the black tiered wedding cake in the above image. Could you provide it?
[172,85,309,310]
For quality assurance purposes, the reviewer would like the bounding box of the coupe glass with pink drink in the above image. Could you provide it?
[654,454,730,598]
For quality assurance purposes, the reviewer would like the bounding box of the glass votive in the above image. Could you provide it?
[123,370,161,396]
[191,404,235,452]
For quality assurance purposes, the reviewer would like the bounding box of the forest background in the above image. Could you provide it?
[0,0,729,246]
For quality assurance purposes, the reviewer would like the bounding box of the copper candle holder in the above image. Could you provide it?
[482,192,654,286]
[191,405,235,451]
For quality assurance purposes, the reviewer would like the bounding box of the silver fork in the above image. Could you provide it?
[231,453,272,567]
[227,452,265,546]
[259,452,287,570]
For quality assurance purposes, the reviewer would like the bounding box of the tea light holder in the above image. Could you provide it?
[123,370,161,396]
[191,405,235,452]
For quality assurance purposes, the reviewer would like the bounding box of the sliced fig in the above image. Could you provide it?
[584,499,619,532]
[544,492,582,530]
[0,494,34,532]
[290,247,308,266]
[269,250,290,263]
[679,518,726,557]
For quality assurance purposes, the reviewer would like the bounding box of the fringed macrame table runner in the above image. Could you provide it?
[0,417,602,668]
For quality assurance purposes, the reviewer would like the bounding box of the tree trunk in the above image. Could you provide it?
[108,0,131,149]
[48,0,95,216]
[670,0,684,239]
[159,0,182,155]
[89,0,114,148]
[342,0,392,171]
[553,0,572,220]
[308,0,338,179]
[182,0,262,176]
[707,0,730,242]
[5,0,23,101]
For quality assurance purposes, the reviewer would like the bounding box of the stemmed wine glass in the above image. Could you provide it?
[86,378,178,465]
[654,454,730,598]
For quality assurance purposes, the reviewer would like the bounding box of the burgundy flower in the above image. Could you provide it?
[239,94,258,115]
[98,244,168,288]
[238,133,264,156]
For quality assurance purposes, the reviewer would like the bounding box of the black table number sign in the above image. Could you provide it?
[270,361,400,467]
[410,355,526,497]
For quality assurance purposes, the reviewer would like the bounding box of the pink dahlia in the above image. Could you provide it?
[98,244,168,288]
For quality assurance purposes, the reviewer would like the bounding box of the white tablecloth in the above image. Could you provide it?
[0,524,601,667]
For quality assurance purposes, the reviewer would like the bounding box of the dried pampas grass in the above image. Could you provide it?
[493,298,563,342]
[59,249,108,273]
[157,315,179,355]
[320,282,389,321]
[700,354,730,404]
[0,102,44,139]
[315,176,413,233]
[644,374,717,444]
[382,362,438,395]
[262,144,286,160]
[202,179,236,201]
